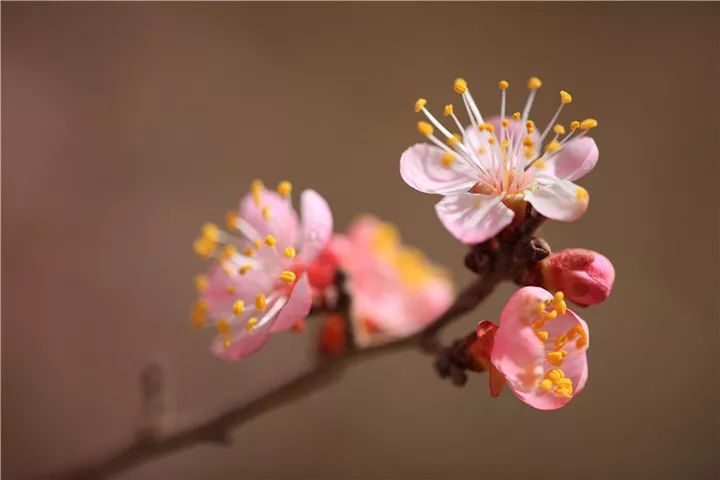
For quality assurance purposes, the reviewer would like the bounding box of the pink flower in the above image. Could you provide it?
[490,286,589,410]
[191,180,333,360]
[331,216,454,347]
[400,77,599,244]
[540,249,615,307]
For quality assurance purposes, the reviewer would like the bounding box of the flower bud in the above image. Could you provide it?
[318,314,346,356]
[540,249,615,307]
[305,247,339,291]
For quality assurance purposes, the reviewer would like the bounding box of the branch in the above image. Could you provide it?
[38,212,546,480]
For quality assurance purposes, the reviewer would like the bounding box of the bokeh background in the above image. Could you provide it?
[3,3,719,479]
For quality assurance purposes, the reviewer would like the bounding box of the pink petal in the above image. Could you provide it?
[271,274,313,332]
[211,320,273,360]
[239,189,299,248]
[526,179,589,222]
[435,193,515,244]
[201,263,271,318]
[550,137,598,182]
[298,189,333,263]
[400,143,477,195]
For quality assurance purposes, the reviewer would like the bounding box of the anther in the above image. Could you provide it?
[453,78,468,94]
[193,237,217,258]
[279,271,297,283]
[540,379,553,391]
[501,119,510,127]
[261,206,271,221]
[216,318,231,334]
[446,133,462,146]
[545,140,561,153]
[512,112,521,120]
[443,104,454,117]
[553,124,566,135]
[225,211,238,229]
[414,98,427,113]
[560,90,572,104]
[201,223,220,242]
[225,284,236,294]
[238,264,253,275]
[251,179,264,206]
[547,351,564,366]
[441,152,455,168]
[243,248,255,257]
[232,300,245,315]
[264,235,277,247]
[284,246,296,258]
[255,294,267,312]
[478,123,495,132]
[417,121,434,137]
[499,80,509,90]
[570,120,580,131]
[576,187,589,201]
[246,317,258,332]
[276,181,292,197]
[536,330,549,342]
[194,275,208,292]
[222,244,237,259]
[527,76,542,90]
[580,118,598,130]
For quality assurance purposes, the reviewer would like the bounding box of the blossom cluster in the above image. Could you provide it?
[191,77,615,410]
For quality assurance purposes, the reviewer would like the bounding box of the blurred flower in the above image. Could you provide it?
[191,180,333,360]
[489,286,589,410]
[540,248,615,307]
[332,216,454,348]
[401,77,599,244]
[318,314,346,356]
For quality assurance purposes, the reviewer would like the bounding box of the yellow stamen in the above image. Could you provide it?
[441,152,455,168]
[243,248,255,257]
[555,334,567,348]
[453,78,467,94]
[540,379,553,391]
[512,112,521,120]
[534,301,547,315]
[531,319,545,330]
[487,137,496,145]
[576,187,589,202]
[523,136,535,147]
[284,246,296,258]
[443,104,454,117]
[225,284,236,294]
[225,211,238,229]
[414,98,427,113]
[479,122,495,132]
[546,369,564,382]
[542,310,558,322]
[190,300,208,327]
[201,223,219,242]
[223,336,232,348]
[553,124,566,135]
[547,351,564,366]
[501,119,510,128]
[255,294,267,311]
[417,121,434,137]
[238,264,253,275]
[576,336,588,349]
[555,386,572,397]
[251,179,264,206]
[580,118,598,130]
[193,237,217,258]
[499,80,509,90]
[194,275,208,292]
[560,90,572,104]
[279,271,297,283]
[545,140,561,153]
[245,317,258,332]
[501,139,510,150]
[216,318,231,334]
[221,263,234,276]
[446,133,462,146]
[570,120,580,131]
[261,206,271,221]
[264,235,277,247]
[534,160,547,170]
[276,180,292,197]
[535,330,549,342]
[527,76,542,90]
[232,300,245,315]
[556,377,573,389]
[222,244,237,259]
[253,239,262,249]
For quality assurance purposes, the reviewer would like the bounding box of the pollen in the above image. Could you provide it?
[560,90,572,104]
[523,136,535,147]
[501,119,510,128]
[553,124,566,135]
[232,300,245,315]
[546,369,564,382]
[225,284,236,294]
[580,118,598,130]
[417,121,434,137]
[499,80,509,90]
[414,98,427,113]
[501,139,510,150]
[251,179,264,206]
[555,334,567,348]
[255,294,267,312]
[261,206,271,220]
[284,246,296,258]
[190,300,208,327]
[570,120,580,131]
[264,234,277,247]
[443,104,454,117]
[542,310,558,322]
[512,112,521,120]
[243,248,255,257]
[225,211,238,229]
[533,160,547,170]
[193,237,217,258]
[216,318,231,334]
[446,133,462,146]
[479,123,495,132]
[527,76,542,90]
[279,271,297,283]
[222,244,237,259]
[547,351,565,366]
[276,180,292,197]
[487,137,496,145]
[194,274,208,292]
[238,264,253,275]
[576,187,589,201]
[246,317,258,332]
[441,152,455,168]
[201,223,220,242]
[540,379,553,391]
[453,78,468,94]
[253,239,262,248]
[535,330,549,342]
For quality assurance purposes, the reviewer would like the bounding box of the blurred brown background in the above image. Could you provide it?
[2,2,719,479]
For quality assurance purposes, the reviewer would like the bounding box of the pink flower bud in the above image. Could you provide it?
[541,249,615,307]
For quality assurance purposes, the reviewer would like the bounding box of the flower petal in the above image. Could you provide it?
[271,274,313,332]
[550,137,598,182]
[526,179,589,222]
[211,298,287,360]
[435,193,514,244]
[298,189,333,263]
[239,189,299,248]
[400,143,477,195]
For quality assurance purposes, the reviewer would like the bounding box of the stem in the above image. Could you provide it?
[38,214,545,480]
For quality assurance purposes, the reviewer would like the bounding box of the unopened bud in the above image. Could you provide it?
[540,249,615,307]
[318,314,346,356]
